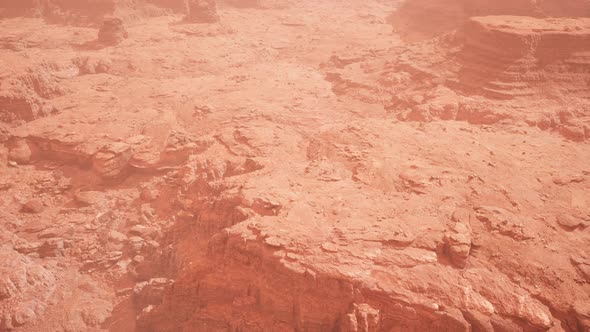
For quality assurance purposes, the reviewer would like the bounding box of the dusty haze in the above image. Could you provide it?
[1,0,590,331]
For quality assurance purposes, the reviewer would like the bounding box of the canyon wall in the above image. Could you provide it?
[390,0,590,41]
[456,16,590,99]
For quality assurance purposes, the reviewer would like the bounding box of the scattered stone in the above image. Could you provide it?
[140,204,156,222]
[108,230,128,244]
[0,247,55,329]
[77,298,113,328]
[398,171,429,194]
[556,214,586,230]
[553,175,585,186]
[142,240,160,255]
[264,236,286,248]
[116,287,133,297]
[8,139,33,164]
[107,251,123,262]
[383,226,416,247]
[73,190,105,207]
[38,239,64,258]
[321,242,339,253]
[12,302,38,327]
[474,206,534,241]
[444,222,472,268]
[22,221,48,233]
[129,225,157,238]
[38,227,71,239]
[133,278,174,309]
[140,184,160,201]
[98,18,128,45]
[462,310,494,332]
[92,142,133,178]
[559,124,586,142]
[13,240,42,255]
[20,198,44,214]
[80,251,123,272]
[341,303,380,332]
[251,197,282,216]
[128,236,145,253]
[133,255,145,264]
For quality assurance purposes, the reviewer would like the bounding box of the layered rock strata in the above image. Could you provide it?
[457,16,590,99]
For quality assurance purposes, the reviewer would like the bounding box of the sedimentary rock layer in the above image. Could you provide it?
[457,16,590,99]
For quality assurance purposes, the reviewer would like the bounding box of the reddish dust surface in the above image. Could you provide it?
[1,0,590,331]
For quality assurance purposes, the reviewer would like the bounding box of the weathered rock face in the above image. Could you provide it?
[0,246,56,330]
[457,16,590,99]
[0,64,64,123]
[92,142,133,178]
[98,17,128,45]
[0,93,41,123]
[389,0,465,42]
[186,0,219,23]
[390,0,590,40]
[137,216,554,331]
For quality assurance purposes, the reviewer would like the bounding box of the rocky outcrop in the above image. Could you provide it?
[92,142,134,178]
[185,0,219,23]
[132,144,564,331]
[7,120,211,178]
[390,0,590,41]
[138,218,556,331]
[133,278,174,310]
[457,16,590,99]
[97,18,128,45]
[0,64,64,123]
[444,212,472,268]
[0,93,43,123]
[0,246,56,330]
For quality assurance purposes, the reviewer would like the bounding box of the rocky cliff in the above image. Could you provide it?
[456,16,590,99]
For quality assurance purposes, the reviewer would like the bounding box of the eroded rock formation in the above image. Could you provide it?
[186,0,219,23]
[390,0,590,40]
[457,16,590,99]
[98,17,128,45]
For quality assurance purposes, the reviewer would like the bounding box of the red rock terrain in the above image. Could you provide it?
[1,0,590,331]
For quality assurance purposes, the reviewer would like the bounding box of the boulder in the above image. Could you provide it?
[98,18,128,45]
